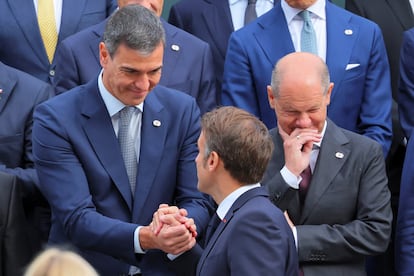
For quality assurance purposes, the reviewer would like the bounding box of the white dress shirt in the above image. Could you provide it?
[229,0,274,30]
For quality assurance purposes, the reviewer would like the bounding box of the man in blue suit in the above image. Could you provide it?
[168,0,274,95]
[0,0,117,84]
[222,0,392,157]
[0,61,53,257]
[161,106,298,276]
[53,0,217,114]
[32,5,212,275]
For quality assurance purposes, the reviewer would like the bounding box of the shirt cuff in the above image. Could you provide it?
[281,166,301,189]
[134,226,146,254]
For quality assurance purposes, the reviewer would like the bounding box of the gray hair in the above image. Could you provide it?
[103,5,165,57]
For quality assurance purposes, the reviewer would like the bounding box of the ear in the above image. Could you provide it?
[99,42,109,68]
[325,82,334,106]
[208,151,220,172]
[267,85,276,110]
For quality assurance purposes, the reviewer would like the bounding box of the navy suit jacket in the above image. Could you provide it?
[262,119,392,275]
[398,27,414,140]
[32,79,212,275]
[170,187,298,276]
[53,19,217,114]
[396,135,414,275]
[222,1,392,156]
[168,0,234,89]
[0,0,117,83]
[0,62,52,198]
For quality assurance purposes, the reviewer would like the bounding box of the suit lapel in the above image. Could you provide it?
[8,0,47,65]
[254,4,294,67]
[325,2,358,102]
[132,88,167,221]
[197,187,266,274]
[81,80,133,210]
[300,120,350,223]
[0,64,17,114]
[59,0,86,42]
[385,0,414,30]
[202,0,234,60]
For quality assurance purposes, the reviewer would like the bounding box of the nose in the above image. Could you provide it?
[295,112,312,128]
[133,74,150,91]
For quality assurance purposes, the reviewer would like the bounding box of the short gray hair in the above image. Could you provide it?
[103,5,165,57]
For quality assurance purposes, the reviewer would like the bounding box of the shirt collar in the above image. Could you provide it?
[98,69,144,117]
[282,0,326,24]
[314,120,327,148]
[216,183,261,220]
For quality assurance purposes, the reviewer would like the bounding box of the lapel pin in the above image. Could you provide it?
[0,89,2,100]
[171,44,180,51]
[335,152,344,159]
[153,120,161,127]
[223,218,227,223]
[344,29,353,35]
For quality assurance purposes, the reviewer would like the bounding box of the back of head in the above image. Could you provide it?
[201,106,274,184]
[103,4,165,57]
[24,248,98,276]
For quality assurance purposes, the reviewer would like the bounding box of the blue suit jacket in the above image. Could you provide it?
[168,0,234,89]
[396,136,414,275]
[222,1,392,156]
[0,0,117,83]
[0,62,52,198]
[52,19,217,114]
[32,79,212,275]
[398,27,414,140]
[170,187,298,276]
[0,61,52,260]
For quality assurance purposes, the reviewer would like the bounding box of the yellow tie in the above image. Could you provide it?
[37,0,58,63]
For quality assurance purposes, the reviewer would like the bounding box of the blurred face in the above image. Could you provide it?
[284,0,317,9]
[118,0,164,17]
[268,76,332,135]
[99,42,163,106]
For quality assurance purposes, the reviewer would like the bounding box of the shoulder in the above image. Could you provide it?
[2,63,52,100]
[163,20,210,50]
[147,85,199,111]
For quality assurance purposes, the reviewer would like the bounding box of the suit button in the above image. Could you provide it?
[49,69,55,76]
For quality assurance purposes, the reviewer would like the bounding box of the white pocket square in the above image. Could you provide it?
[345,63,360,70]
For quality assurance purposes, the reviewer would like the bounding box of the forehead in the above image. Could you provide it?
[111,43,163,66]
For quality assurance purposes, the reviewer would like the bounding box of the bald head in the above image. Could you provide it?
[270,52,330,98]
[267,52,333,134]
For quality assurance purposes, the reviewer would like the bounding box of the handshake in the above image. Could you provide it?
[140,204,197,255]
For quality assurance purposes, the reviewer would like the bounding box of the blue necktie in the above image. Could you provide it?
[299,10,317,54]
[244,0,258,25]
[118,106,138,195]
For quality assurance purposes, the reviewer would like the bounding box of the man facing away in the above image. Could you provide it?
[154,106,298,276]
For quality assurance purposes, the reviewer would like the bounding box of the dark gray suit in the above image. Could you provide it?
[262,119,392,276]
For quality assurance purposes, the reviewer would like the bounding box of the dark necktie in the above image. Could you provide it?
[204,213,221,246]
[299,165,312,207]
[118,106,138,195]
[244,0,258,25]
[299,10,317,54]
